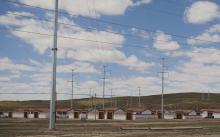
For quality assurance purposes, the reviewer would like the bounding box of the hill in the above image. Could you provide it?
[0,92,219,111]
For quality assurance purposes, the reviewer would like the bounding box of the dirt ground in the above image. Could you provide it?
[1,119,220,137]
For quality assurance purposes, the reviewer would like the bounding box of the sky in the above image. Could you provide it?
[0,0,220,100]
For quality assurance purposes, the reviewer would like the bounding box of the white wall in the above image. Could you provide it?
[213,113,220,118]
[87,112,99,120]
[114,114,126,120]
[13,112,23,118]
[39,112,49,118]
[201,111,208,118]
[68,112,74,119]
[164,114,175,119]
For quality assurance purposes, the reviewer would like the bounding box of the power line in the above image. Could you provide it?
[0,27,152,50]
[3,0,220,45]
[0,11,149,40]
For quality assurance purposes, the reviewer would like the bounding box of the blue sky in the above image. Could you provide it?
[0,0,220,100]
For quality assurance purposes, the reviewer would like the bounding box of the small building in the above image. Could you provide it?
[201,109,220,119]
[126,107,145,120]
[113,109,126,120]
[135,109,157,120]
[67,109,89,120]
[0,110,13,118]
[173,109,202,119]
[56,108,69,118]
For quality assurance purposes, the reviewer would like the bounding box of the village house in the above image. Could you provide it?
[201,109,220,119]
[67,109,89,120]
[134,109,157,120]
[56,108,69,118]
[126,107,145,120]
[173,109,202,119]
[0,110,13,118]
[104,108,126,120]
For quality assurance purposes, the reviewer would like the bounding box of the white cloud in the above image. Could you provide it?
[19,0,152,18]
[67,49,154,71]
[184,1,220,24]
[167,47,220,93]
[187,24,220,46]
[0,11,151,71]
[0,57,36,72]
[153,31,180,51]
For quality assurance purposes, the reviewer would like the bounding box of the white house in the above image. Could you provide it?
[67,109,89,120]
[201,109,220,119]
[183,110,202,119]
[126,107,145,120]
[134,109,158,120]
[113,109,126,120]
[0,110,13,118]
[56,108,69,119]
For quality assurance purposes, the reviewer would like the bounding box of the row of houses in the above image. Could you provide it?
[1,108,220,120]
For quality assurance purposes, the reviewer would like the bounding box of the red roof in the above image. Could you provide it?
[126,107,145,112]
[201,109,220,113]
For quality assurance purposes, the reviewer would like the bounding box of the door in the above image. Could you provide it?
[176,113,182,119]
[8,112,12,118]
[158,112,162,119]
[99,112,104,119]
[74,112,79,119]
[107,112,113,119]
[34,112,39,118]
[24,112,28,118]
[126,113,132,120]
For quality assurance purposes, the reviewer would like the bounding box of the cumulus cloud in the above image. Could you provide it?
[0,10,152,71]
[187,24,220,46]
[153,31,180,51]
[166,47,220,93]
[19,0,152,18]
[184,1,220,24]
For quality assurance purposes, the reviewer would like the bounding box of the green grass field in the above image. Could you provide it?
[1,119,220,137]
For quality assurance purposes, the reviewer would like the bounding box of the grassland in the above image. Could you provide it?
[1,119,220,137]
[0,92,220,110]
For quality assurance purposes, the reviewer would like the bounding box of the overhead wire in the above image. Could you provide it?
[3,0,220,45]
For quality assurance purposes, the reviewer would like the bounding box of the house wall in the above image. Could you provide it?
[87,112,98,120]
[135,114,158,120]
[114,114,126,120]
[13,112,23,118]
[213,113,220,118]
[201,111,208,118]
[2,112,9,117]
[28,113,34,118]
[39,112,49,118]
[164,114,175,119]
[68,112,74,119]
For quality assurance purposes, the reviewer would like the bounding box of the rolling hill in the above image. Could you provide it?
[0,92,219,111]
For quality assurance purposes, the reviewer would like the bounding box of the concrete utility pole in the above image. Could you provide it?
[94,93,97,120]
[71,69,74,109]
[89,88,92,109]
[102,65,106,109]
[49,0,58,130]
[138,87,141,107]
[110,88,113,107]
[159,58,168,119]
